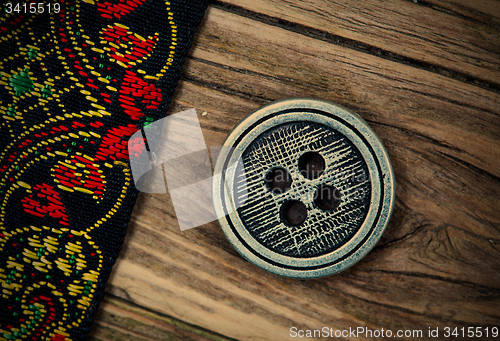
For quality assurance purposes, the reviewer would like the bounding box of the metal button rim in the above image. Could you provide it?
[212,98,396,278]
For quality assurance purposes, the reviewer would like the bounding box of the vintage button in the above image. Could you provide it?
[212,99,395,278]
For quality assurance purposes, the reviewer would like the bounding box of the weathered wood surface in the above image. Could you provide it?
[89,1,500,340]
[215,0,500,87]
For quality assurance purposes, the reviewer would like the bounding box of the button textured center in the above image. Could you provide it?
[235,121,371,258]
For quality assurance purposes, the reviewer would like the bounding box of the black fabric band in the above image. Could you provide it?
[0,1,206,339]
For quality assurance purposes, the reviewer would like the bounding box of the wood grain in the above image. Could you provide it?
[89,2,500,340]
[214,0,500,87]
[423,0,500,23]
[88,295,236,341]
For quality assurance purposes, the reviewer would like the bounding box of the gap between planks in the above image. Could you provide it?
[209,0,500,92]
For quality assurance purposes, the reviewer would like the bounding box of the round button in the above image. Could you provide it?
[212,99,395,278]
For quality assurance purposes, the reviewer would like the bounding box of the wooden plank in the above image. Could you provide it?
[423,0,500,23]
[186,7,500,178]
[89,5,500,340]
[213,0,500,87]
[88,295,236,341]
